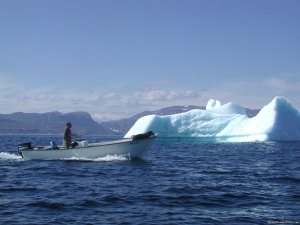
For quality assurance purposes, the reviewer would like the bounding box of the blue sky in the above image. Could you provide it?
[0,0,299,121]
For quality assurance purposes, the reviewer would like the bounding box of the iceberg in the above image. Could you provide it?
[124,96,300,142]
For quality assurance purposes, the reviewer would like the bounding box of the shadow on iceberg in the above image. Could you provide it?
[124,96,300,142]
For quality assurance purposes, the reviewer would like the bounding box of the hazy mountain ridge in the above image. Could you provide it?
[0,106,259,135]
[0,111,113,135]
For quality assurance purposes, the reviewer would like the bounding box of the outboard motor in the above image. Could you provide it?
[17,142,32,155]
[17,142,32,149]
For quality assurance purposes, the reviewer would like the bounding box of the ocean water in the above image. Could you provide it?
[0,135,299,225]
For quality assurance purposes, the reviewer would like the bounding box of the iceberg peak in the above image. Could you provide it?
[206,99,245,115]
[255,96,300,141]
[266,96,294,111]
[206,99,221,110]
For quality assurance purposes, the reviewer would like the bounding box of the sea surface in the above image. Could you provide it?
[0,135,299,225]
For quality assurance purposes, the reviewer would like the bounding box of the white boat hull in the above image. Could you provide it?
[19,137,156,160]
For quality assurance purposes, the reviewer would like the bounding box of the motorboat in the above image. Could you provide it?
[17,131,156,160]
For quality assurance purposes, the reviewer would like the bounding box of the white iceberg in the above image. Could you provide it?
[124,96,300,142]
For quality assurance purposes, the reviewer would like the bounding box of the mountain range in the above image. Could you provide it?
[0,106,259,135]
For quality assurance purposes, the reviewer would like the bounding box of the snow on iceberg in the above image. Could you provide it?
[124,96,300,142]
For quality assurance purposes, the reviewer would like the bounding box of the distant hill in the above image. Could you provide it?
[0,111,113,135]
[0,106,259,135]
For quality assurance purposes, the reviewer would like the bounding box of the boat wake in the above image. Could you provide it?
[0,152,23,161]
[62,154,131,162]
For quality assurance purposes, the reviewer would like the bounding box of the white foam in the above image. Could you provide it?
[92,154,130,162]
[0,152,23,161]
[63,154,130,162]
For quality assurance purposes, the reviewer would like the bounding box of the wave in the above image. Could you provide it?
[27,201,66,210]
[271,176,300,184]
[0,152,23,161]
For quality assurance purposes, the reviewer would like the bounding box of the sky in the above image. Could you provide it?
[0,0,299,121]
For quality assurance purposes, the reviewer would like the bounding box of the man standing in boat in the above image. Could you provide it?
[63,122,72,149]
